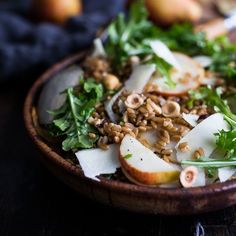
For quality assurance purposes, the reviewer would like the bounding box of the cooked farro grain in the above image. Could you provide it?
[159,130,170,143]
[161,149,173,155]
[178,142,190,152]
[157,139,167,147]
[97,136,109,150]
[193,147,205,159]
[138,126,147,132]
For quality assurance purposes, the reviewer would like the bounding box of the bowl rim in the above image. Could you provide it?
[23,51,236,200]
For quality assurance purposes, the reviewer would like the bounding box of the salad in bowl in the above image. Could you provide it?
[37,1,236,189]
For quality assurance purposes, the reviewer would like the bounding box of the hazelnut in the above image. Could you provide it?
[103,74,121,90]
[180,166,198,188]
[129,56,140,67]
[125,93,144,109]
[162,101,181,118]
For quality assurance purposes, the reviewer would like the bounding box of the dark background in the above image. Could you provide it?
[1,1,236,236]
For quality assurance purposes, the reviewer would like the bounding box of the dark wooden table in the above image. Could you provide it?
[1,3,236,236]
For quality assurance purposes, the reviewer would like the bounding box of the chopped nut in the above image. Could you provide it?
[114,136,120,143]
[162,101,181,118]
[178,142,190,152]
[88,133,96,139]
[103,74,121,90]
[125,93,144,109]
[129,56,140,67]
[147,98,162,115]
[180,166,198,188]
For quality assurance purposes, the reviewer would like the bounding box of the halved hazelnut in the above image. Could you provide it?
[180,166,198,188]
[125,93,144,109]
[162,101,181,118]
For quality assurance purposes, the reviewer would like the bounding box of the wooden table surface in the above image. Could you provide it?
[1,1,236,236]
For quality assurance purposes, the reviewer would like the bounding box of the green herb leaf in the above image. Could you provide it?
[189,86,236,122]
[106,1,236,80]
[124,154,132,160]
[49,78,104,152]
[188,86,236,166]
[182,157,236,168]
[147,55,175,88]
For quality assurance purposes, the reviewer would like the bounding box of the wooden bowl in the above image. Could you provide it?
[24,52,236,215]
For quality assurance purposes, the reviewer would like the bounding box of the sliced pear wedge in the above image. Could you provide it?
[176,113,229,162]
[119,135,180,185]
[149,53,204,96]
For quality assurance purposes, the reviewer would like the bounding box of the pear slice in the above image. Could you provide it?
[76,144,120,181]
[119,135,180,185]
[176,113,229,162]
[149,52,204,96]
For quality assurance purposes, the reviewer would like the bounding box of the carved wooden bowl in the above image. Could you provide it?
[24,52,236,215]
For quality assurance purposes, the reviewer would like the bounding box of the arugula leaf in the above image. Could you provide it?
[49,78,104,152]
[189,86,236,122]
[186,86,236,169]
[106,1,236,82]
[182,157,236,168]
[105,0,157,68]
[147,55,175,88]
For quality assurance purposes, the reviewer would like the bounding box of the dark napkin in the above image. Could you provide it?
[0,0,126,82]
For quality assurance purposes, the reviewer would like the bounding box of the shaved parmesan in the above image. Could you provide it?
[176,113,229,162]
[182,113,199,127]
[150,40,181,70]
[92,38,106,57]
[193,55,212,68]
[125,64,156,93]
[104,89,123,123]
[201,76,217,86]
[218,167,236,182]
[76,144,120,181]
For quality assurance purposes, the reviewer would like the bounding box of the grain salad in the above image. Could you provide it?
[37,1,236,188]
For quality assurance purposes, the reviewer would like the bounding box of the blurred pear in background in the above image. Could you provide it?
[31,0,82,24]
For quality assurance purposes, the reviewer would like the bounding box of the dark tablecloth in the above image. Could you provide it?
[0,0,125,82]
